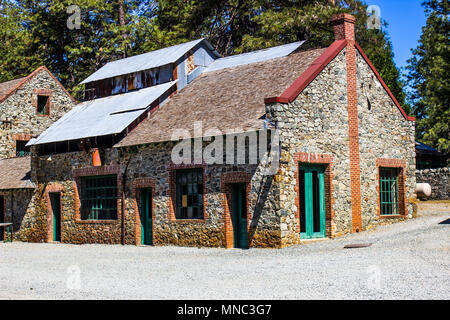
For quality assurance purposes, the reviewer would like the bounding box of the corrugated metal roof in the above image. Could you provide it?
[81,39,208,84]
[31,81,177,145]
[204,41,305,73]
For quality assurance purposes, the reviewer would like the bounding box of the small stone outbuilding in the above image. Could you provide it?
[0,66,76,241]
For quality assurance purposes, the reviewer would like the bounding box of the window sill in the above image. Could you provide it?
[170,218,207,223]
[75,220,118,224]
[379,214,405,219]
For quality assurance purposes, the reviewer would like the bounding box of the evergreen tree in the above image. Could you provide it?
[0,0,410,110]
[407,0,449,155]
[0,0,157,99]
[0,1,35,81]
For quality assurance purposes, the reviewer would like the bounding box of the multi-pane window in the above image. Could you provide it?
[80,175,118,220]
[16,140,31,157]
[37,95,50,115]
[175,169,204,219]
[379,168,400,215]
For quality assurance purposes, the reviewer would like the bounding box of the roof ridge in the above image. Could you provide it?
[0,66,76,104]
[217,41,304,61]
[107,39,205,65]
[201,44,321,77]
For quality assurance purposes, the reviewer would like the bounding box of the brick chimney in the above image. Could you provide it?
[331,13,362,233]
[331,13,356,41]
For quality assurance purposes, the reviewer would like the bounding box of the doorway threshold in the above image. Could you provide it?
[300,238,329,245]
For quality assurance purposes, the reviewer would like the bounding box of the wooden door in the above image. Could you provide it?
[299,165,326,239]
[140,188,153,245]
[232,183,248,248]
[50,193,61,242]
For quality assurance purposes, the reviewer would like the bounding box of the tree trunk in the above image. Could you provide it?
[118,0,127,58]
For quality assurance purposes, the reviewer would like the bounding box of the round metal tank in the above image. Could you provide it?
[416,183,432,198]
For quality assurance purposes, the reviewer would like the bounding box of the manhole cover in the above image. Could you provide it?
[344,243,372,249]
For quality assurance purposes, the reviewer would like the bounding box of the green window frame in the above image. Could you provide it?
[175,169,204,219]
[80,175,118,220]
[379,168,400,216]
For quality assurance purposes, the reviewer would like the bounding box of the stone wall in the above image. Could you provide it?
[266,48,353,242]
[266,46,416,244]
[0,189,44,242]
[356,50,416,228]
[23,148,125,244]
[120,140,281,248]
[0,68,75,159]
[416,168,450,200]
[23,139,282,248]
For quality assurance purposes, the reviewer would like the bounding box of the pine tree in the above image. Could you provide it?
[0,1,35,81]
[407,0,449,155]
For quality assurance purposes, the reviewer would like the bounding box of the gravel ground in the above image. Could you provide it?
[0,201,449,300]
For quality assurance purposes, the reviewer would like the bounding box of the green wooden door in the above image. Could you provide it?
[299,165,326,239]
[0,195,4,241]
[140,188,153,245]
[232,183,248,249]
[50,193,61,242]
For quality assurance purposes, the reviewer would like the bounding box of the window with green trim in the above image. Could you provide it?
[175,169,204,219]
[379,168,400,215]
[80,175,118,220]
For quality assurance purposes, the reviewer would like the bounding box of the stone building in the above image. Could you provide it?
[0,66,75,241]
[18,14,416,248]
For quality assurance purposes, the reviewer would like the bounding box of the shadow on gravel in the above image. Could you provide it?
[438,218,450,225]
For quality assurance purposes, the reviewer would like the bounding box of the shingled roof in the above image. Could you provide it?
[116,47,326,147]
[0,77,27,101]
[0,157,35,190]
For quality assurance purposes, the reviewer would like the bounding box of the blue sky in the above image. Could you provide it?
[368,0,427,70]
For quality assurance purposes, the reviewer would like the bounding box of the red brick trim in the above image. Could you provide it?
[220,172,252,248]
[12,133,33,142]
[376,158,407,218]
[264,40,347,104]
[132,178,155,245]
[167,163,208,223]
[0,66,76,105]
[33,89,53,117]
[346,40,363,233]
[72,165,122,224]
[294,153,334,237]
[45,184,64,243]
